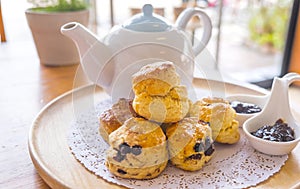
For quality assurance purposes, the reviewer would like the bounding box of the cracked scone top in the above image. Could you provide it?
[106,117,168,179]
[132,61,180,96]
[132,61,190,123]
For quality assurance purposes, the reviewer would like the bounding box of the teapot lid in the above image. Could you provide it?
[122,4,171,32]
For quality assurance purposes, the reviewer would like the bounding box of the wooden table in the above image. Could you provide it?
[0,60,88,188]
[1,58,300,188]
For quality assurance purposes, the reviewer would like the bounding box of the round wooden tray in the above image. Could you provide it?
[28,78,300,189]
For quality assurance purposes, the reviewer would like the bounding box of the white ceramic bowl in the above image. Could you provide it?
[242,73,300,155]
[243,116,300,155]
[226,94,266,126]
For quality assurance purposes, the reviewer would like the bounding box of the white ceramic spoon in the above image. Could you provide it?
[243,72,300,155]
[227,73,300,126]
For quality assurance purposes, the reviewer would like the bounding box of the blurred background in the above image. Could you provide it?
[0,0,295,86]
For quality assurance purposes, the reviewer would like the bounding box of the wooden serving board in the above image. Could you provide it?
[28,78,300,189]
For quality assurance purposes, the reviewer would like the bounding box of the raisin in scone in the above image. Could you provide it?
[166,117,215,171]
[99,98,137,143]
[190,97,240,144]
[106,117,168,179]
[132,61,190,123]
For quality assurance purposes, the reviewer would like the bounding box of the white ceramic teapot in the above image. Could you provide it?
[61,4,212,101]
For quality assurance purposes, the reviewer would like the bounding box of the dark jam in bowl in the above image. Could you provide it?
[251,119,295,142]
[230,101,262,114]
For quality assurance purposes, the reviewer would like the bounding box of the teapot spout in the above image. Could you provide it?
[61,22,100,57]
[61,22,113,90]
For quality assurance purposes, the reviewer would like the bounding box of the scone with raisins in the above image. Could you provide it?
[190,97,240,144]
[99,98,137,143]
[166,117,215,171]
[132,61,190,123]
[106,117,168,179]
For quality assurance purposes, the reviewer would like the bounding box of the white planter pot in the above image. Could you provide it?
[25,9,89,66]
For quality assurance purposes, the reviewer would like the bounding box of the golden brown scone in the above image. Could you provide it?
[106,117,168,179]
[132,62,190,123]
[99,98,137,143]
[190,97,240,144]
[166,117,215,171]
[133,85,190,123]
[132,61,180,96]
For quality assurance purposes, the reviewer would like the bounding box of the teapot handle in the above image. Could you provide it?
[175,7,212,56]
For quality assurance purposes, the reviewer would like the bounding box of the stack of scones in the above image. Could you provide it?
[99,61,240,179]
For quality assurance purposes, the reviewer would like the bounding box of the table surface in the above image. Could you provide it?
[0,62,88,188]
[1,60,300,189]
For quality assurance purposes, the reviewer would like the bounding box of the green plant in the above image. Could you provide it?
[28,0,88,12]
[248,3,289,51]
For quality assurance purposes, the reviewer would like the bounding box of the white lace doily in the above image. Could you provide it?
[68,99,288,189]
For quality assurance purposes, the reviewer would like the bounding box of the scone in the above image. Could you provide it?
[99,98,137,142]
[166,117,215,171]
[190,97,240,144]
[106,117,168,179]
[133,85,190,123]
[132,61,190,123]
[132,61,180,96]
